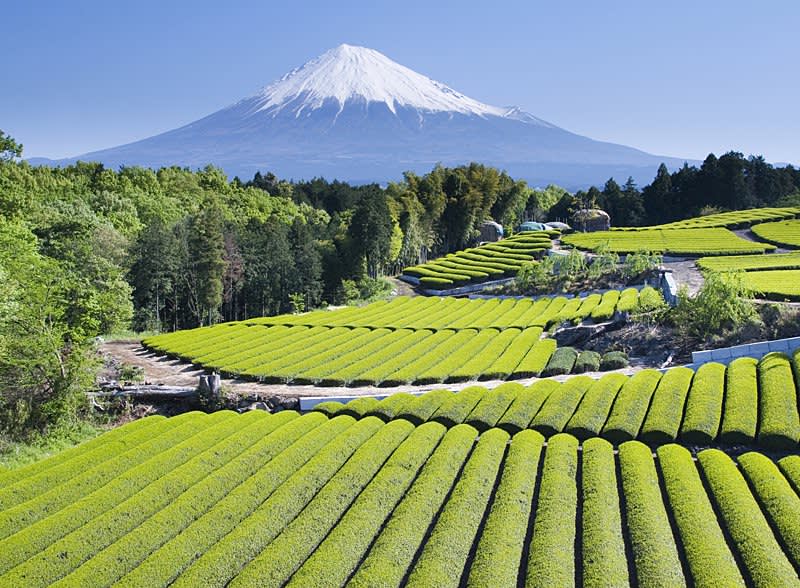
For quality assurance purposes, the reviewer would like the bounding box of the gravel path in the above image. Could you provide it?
[101,340,639,400]
[662,258,704,295]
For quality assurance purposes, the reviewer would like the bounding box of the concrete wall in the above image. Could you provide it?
[691,336,800,366]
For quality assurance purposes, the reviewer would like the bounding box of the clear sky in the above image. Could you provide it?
[3,0,798,164]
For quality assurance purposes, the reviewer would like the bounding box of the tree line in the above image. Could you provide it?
[1,125,799,436]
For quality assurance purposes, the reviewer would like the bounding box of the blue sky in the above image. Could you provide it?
[3,0,798,164]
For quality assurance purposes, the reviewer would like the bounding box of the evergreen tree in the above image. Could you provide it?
[187,197,225,325]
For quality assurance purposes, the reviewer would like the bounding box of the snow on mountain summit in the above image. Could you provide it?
[252,44,549,124]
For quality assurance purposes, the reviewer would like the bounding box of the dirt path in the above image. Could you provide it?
[662,258,704,295]
[101,340,640,401]
[387,276,418,297]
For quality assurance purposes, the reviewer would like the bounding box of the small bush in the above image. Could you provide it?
[573,350,601,373]
[600,351,629,371]
[542,347,578,377]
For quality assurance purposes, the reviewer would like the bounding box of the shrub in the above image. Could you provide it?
[565,373,627,440]
[525,434,579,588]
[671,271,756,339]
[348,425,477,587]
[573,350,601,373]
[639,367,694,445]
[680,362,725,445]
[719,357,758,445]
[466,430,544,587]
[407,429,509,587]
[756,352,800,449]
[531,376,592,436]
[602,369,662,444]
[698,449,798,586]
[541,346,578,376]
[581,438,629,588]
[618,441,685,586]
[600,350,629,370]
[657,444,745,586]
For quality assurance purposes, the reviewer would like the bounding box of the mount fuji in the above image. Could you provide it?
[35,44,689,188]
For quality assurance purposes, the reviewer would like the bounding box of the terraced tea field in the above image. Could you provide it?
[3,398,800,586]
[740,270,800,301]
[697,251,800,272]
[401,230,555,289]
[143,290,644,386]
[563,227,776,256]
[619,206,800,230]
[752,218,800,248]
[316,350,800,449]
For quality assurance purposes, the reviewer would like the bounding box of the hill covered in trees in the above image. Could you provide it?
[1,126,800,437]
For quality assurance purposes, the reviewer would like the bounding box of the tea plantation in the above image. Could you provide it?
[143,290,644,385]
[401,230,556,289]
[562,227,775,256]
[3,363,800,586]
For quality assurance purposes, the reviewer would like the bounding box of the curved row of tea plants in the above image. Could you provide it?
[2,411,799,586]
[613,206,800,231]
[738,269,800,301]
[315,349,800,449]
[563,227,776,256]
[402,230,555,289]
[697,251,800,272]
[751,218,800,249]
[142,290,646,386]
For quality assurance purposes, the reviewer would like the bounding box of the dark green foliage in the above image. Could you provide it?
[600,350,629,370]
[573,350,601,373]
[541,346,578,376]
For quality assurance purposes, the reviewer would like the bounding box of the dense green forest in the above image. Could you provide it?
[1,126,800,436]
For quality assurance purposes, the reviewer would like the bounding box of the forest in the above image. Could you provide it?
[1,126,800,436]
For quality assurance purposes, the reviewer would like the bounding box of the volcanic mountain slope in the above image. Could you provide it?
[37,44,689,187]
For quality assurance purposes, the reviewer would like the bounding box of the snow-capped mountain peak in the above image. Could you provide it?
[253,44,522,119]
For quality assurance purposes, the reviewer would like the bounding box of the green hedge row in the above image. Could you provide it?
[618,441,685,587]
[466,429,544,587]
[170,417,384,587]
[229,420,417,587]
[639,366,694,444]
[698,449,799,586]
[602,369,663,444]
[117,414,356,587]
[525,433,579,588]
[720,357,759,444]
[0,410,259,584]
[680,362,725,444]
[581,438,629,588]
[739,452,800,570]
[348,424,477,587]
[566,373,627,440]
[757,352,800,448]
[658,444,745,587]
[406,428,509,588]
[55,411,305,587]
[541,346,578,376]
